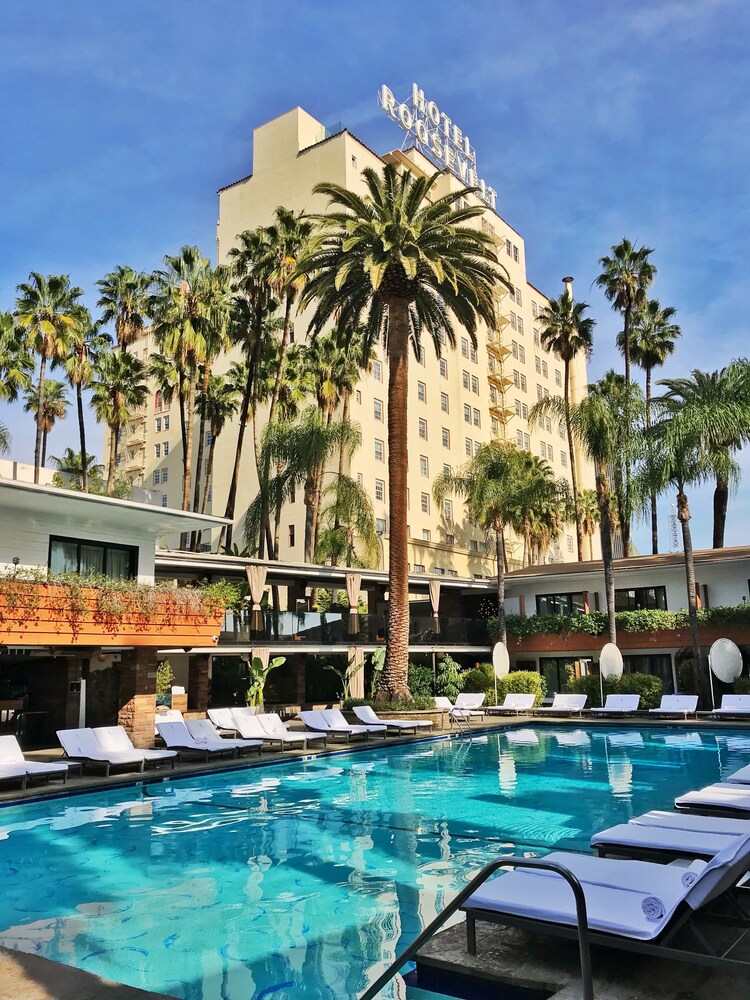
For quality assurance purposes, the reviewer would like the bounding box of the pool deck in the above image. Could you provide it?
[417,919,750,999]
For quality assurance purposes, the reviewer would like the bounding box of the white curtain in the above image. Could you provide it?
[346,571,362,634]
[429,579,441,634]
[246,565,268,632]
[347,645,365,699]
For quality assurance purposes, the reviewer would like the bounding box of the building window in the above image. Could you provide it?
[470,344,477,363]
[615,586,668,612]
[505,238,512,256]
[470,539,479,552]
[357,472,364,486]
[462,370,470,390]
[163,415,170,430]
[518,344,526,363]
[560,451,567,467]
[420,493,430,514]
[163,441,169,456]
[471,375,479,394]
[441,392,449,413]
[510,312,517,331]
[522,403,528,420]
[205,430,213,446]
[419,455,429,477]
[161,495,168,507]
[439,358,448,378]
[545,416,552,432]
[375,479,385,501]
[547,446,553,461]
[155,444,161,459]
[555,369,562,386]
[49,535,138,580]
[567,535,574,552]
[515,286,522,306]
[433,566,445,576]
[542,360,548,378]
[373,360,382,382]
[422,528,431,541]
[513,244,519,262]
[464,403,471,423]
[446,534,455,546]
[473,408,480,427]
[374,398,383,422]
[417,381,426,402]
[534,329,540,347]
[418,418,428,440]
[523,433,530,449]
[417,345,425,366]
[290,485,296,503]
[532,301,538,318]
[536,592,587,616]
[351,154,357,168]
[288,525,296,546]
[514,398,521,416]
[513,370,520,387]
[161,468,168,483]
[535,356,542,374]
[444,499,453,521]
[540,442,546,458]
[517,317,524,334]
[461,337,469,358]
[520,374,527,391]
[153,470,160,485]
[376,517,386,534]
[155,390,163,411]
[442,427,450,448]
[491,416,499,434]
[355,389,362,404]
[414,563,425,574]
[465,437,472,456]
[443,463,451,475]
[375,439,384,462]
[516,429,523,447]
[537,384,543,400]
[559,424,565,439]
[155,417,162,433]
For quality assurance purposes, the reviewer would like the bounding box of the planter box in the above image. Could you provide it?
[0,583,225,649]
[508,625,750,655]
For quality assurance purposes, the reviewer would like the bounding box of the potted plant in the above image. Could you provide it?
[245,655,286,713]
[155,659,175,708]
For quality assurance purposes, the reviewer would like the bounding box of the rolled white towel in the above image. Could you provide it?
[641,896,666,921]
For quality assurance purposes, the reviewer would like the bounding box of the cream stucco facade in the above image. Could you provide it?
[115,104,598,576]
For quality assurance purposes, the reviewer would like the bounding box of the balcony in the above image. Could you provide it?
[486,335,511,363]
[220,611,491,647]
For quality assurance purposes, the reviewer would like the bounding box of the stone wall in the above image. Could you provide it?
[118,649,157,748]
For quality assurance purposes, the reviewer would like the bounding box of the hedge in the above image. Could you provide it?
[566,671,664,709]
[343,696,436,711]
[494,670,546,707]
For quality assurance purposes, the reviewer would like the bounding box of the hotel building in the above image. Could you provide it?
[116,101,598,576]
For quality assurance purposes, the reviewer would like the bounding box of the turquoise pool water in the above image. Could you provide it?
[0,725,748,998]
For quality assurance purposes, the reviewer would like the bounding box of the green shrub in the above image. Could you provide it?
[494,670,546,707]
[566,674,618,709]
[461,662,495,694]
[155,659,175,697]
[677,659,697,693]
[435,654,463,701]
[408,662,434,698]
[343,696,435,711]
[618,672,664,709]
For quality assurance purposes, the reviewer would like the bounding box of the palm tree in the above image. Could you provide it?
[578,489,600,561]
[222,232,276,548]
[198,373,240,515]
[56,308,110,491]
[315,475,380,567]
[596,239,656,385]
[434,442,525,644]
[15,273,83,482]
[23,379,68,468]
[650,377,743,703]
[535,287,595,561]
[96,266,150,352]
[0,421,9,455]
[149,246,213,514]
[507,453,570,567]
[90,350,148,492]
[49,448,103,491]
[618,298,681,553]
[0,312,34,403]
[297,164,505,698]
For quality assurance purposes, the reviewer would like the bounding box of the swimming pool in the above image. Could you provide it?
[0,724,748,998]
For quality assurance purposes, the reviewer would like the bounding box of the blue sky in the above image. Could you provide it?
[1,0,748,553]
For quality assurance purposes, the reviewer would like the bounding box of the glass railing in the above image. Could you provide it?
[220,611,490,646]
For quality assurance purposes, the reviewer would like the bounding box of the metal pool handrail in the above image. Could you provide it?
[358,855,593,1000]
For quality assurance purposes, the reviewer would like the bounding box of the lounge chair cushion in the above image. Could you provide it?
[590,695,640,714]
[592,822,738,858]
[676,782,750,813]
[649,695,698,715]
[487,694,536,712]
[58,728,145,765]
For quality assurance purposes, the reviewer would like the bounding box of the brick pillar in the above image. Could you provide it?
[188,654,210,714]
[118,649,157,748]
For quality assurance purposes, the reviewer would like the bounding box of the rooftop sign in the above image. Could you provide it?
[379,83,497,210]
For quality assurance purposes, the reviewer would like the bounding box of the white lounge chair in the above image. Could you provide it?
[676,781,750,815]
[231,709,321,750]
[257,712,327,749]
[454,693,486,718]
[649,694,698,718]
[0,735,70,786]
[712,695,750,718]
[186,718,263,753]
[58,728,146,776]
[207,707,240,734]
[154,708,185,737]
[462,831,750,976]
[322,708,387,738]
[93,726,178,769]
[353,705,433,733]
[298,710,370,742]
[434,696,476,722]
[590,694,640,716]
[536,694,588,717]
[486,693,536,715]
[593,809,750,861]
[156,720,258,759]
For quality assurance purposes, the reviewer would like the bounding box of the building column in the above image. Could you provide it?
[118,649,157,748]
[64,657,85,730]
[188,654,210,715]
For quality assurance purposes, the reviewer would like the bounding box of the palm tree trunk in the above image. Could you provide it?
[495,522,507,643]
[41,429,48,469]
[191,363,211,548]
[303,475,316,561]
[106,426,118,494]
[644,366,658,555]
[677,486,708,704]
[378,302,411,701]
[76,382,88,492]
[621,304,632,554]
[334,391,351,532]
[33,356,47,483]
[588,531,594,561]
[565,359,583,561]
[712,472,729,549]
[596,462,616,644]
[613,465,628,557]
[200,436,218,514]
[182,369,196,515]
[221,375,252,551]
[623,304,631,386]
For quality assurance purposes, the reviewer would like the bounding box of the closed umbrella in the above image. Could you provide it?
[346,571,362,636]
[246,564,268,634]
[429,579,441,636]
